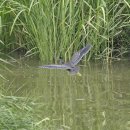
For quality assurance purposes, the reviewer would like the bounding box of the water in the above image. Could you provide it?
[0,60,130,130]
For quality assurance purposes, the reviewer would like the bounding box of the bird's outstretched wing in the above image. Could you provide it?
[38,64,71,70]
[69,44,92,66]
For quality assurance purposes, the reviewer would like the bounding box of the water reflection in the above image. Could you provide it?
[0,61,130,130]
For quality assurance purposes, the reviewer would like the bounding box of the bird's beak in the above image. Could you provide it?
[77,72,82,76]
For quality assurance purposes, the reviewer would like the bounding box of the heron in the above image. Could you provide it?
[39,44,92,76]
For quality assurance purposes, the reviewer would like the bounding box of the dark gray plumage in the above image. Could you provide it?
[39,44,92,75]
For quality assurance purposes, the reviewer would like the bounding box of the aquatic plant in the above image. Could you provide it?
[0,0,130,62]
[0,95,42,130]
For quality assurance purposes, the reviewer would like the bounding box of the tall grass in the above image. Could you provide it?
[0,0,130,62]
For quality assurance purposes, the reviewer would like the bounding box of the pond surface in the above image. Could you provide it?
[1,60,130,130]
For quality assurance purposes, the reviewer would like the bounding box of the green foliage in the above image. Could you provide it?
[0,95,42,130]
[0,0,130,62]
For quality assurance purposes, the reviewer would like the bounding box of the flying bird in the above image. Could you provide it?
[39,44,92,76]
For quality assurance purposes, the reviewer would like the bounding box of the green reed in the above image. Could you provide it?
[0,0,130,62]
